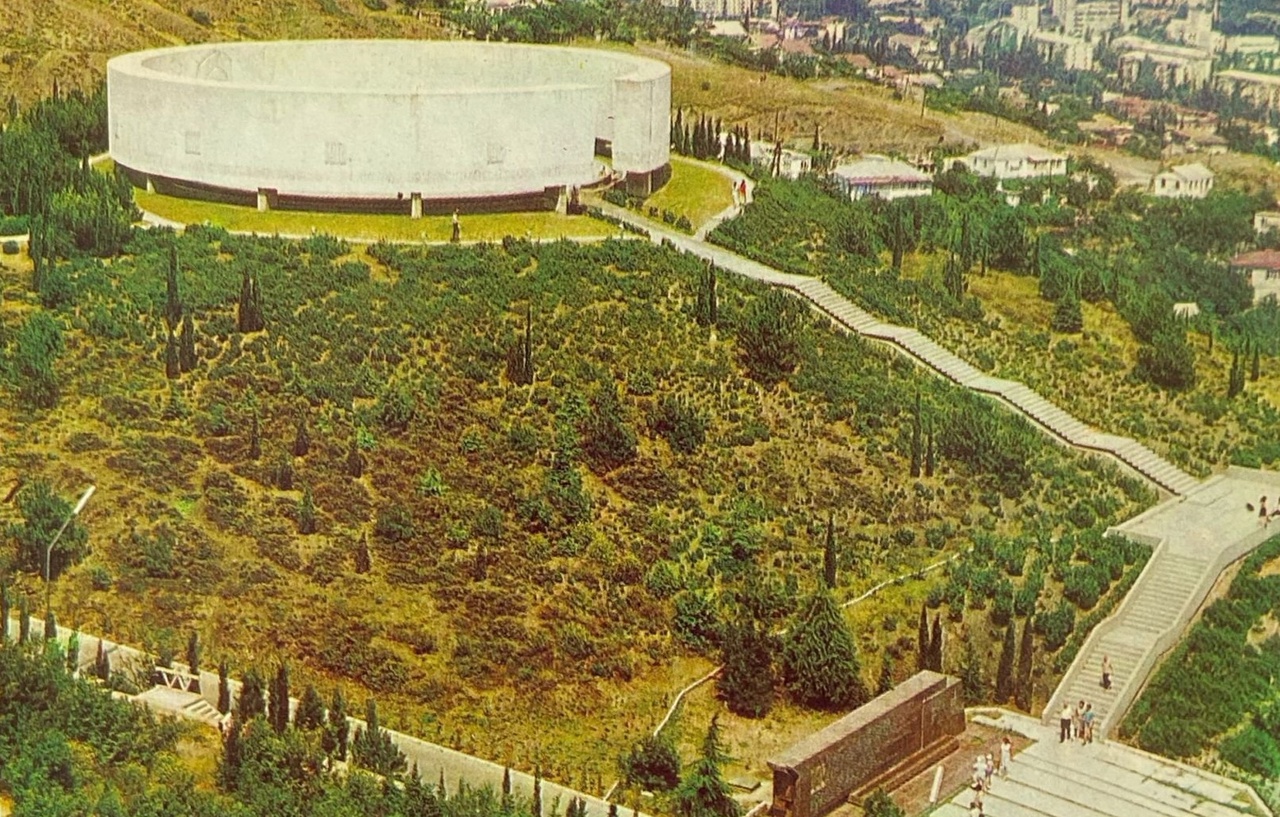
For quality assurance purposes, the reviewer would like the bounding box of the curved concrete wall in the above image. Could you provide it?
[108,41,670,201]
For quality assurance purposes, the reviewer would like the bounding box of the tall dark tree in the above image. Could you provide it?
[925,427,936,477]
[928,614,943,672]
[352,698,405,776]
[0,583,8,642]
[237,668,266,722]
[269,663,291,733]
[220,717,243,790]
[781,587,868,710]
[217,659,231,714]
[346,437,364,478]
[674,716,740,817]
[165,239,182,332]
[916,605,930,672]
[739,289,805,387]
[298,487,317,535]
[18,596,29,644]
[95,639,110,681]
[695,262,718,327]
[876,652,894,695]
[185,630,200,677]
[237,269,264,333]
[505,304,534,386]
[179,313,197,372]
[910,392,923,478]
[995,622,1017,704]
[822,514,838,589]
[249,411,262,460]
[296,684,326,731]
[502,767,513,811]
[958,636,985,704]
[164,329,180,379]
[717,605,775,718]
[1251,343,1261,382]
[44,609,56,640]
[355,534,372,574]
[293,411,311,457]
[533,767,543,817]
[1015,616,1034,711]
[322,687,349,760]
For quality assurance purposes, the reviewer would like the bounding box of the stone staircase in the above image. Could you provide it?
[932,711,1267,817]
[1046,551,1211,737]
[181,696,224,727]
[784,276,1201,497]
[1044,469,1280,741]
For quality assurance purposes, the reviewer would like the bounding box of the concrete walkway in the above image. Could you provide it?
[932,710,1268,817]
[1045,467,1280,740]
[600,203,1201,497]
[3,616,633,817]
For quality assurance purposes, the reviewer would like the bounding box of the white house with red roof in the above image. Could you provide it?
[1230,249,1280,304]
[830,155,933,201]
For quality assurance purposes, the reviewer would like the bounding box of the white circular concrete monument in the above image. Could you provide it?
[107,41,671,213]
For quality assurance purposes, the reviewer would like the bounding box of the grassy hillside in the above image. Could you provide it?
[0,0,443,105]
[0,229,1151,792]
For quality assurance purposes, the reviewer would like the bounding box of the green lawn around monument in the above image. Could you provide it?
[644,155,737,228]
[133,189,616,243]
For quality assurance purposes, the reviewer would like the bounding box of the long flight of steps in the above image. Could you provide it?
[181,696,224,727]
[931,712,1265,817]
[784,278,1201,496]
[1046,551,1211,738]
[617,214,1204,497]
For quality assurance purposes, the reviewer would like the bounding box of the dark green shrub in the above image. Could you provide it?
[1220,726,1280,778]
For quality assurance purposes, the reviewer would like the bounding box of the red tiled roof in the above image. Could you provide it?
[1231,249,1280,269]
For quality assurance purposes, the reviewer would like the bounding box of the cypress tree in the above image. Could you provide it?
[44,608,56,640]
[355,534,372,574]
[323,687,349,760]
[674,716,740,817]
[237,668,266,722]
[929,615,943,672]
[220,717,243,790]
[1015,616,1034,711]
[270,663,290,733]
[958,636,985,704]
[186,630,200,676]
[502,767,513,810]
[995,622,1016,703]
[249,411,262,460]
[96,639,110,681]
[165,239,183,332]
[274,453,294,490]
[910,392,922,478]
[66,631,79,674]
[533,768,543,817]
[217,659,231,714]
[179,313,197,372]
[822,514,837,590]
[297,684,326,731]
[0,583,8,642]
[917,604,929,672]
[293,411,310,457]
[18,596,29,644]
[164,329,180,379]
[925,427,936,477]
[347,437,364,478]
[876,652,894,695]
[781,587,868,710]
[1251,343,1261,382]
[717,605,774,718]
[298,486,317,535]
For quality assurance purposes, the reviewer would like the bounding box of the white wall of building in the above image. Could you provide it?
[109,41,671,200]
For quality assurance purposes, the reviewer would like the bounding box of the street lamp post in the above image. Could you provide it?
[44,485,95,619]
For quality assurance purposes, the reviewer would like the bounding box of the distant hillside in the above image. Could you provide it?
[0,0,444,105]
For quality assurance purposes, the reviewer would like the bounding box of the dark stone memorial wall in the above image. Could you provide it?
[767,671,965,817]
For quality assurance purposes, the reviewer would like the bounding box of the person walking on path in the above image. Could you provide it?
[999,736,1012,778]
[983,753,994,790]
[1073,700,1085,740]
[1082,703,1096,745]
[451,209,461,243]
[1261,497,1270,527]
[1101,655,1112,690]
[1059,703,1073,743]
[730,178,740,209]
[738,179,748,206]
